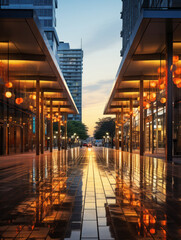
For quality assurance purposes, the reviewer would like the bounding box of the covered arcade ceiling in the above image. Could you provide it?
[0,9,78,115]
[104,9,181,115]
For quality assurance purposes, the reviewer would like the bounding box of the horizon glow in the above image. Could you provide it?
[56,0,122,136]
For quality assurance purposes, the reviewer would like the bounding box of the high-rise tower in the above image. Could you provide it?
[58,42,83,122]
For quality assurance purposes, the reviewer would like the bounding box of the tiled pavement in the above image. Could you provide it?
[0,147,181,239]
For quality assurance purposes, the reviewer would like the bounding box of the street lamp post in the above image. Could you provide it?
[106,132,109,148]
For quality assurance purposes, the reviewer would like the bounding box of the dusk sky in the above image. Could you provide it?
[56,0,122,136]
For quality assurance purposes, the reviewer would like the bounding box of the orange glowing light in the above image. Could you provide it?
[143,101,147,107]
[5,82,13,88]
[173,55,179,63]
[5,91,12,98]
[143,92,147,98]
[177,82,181,88]
[137,97,140,101]
[32,95,36,100]
[146,94,150,101]
[159,77,166,85]
[29,105,33,110]
[150,81,157,88]
[15,97,23,105]
[175,67,181,75]
[161,220,167,226]
[157,67,165,74]
[150,228,155,234]
[150,93,156,102]
[146,103,150,109]
[173,78,181,85]
[150,218,156,224]
[159,83,165,90]
[138,106,140,111]
[160,97,166,104]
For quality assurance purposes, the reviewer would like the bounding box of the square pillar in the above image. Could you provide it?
[50,99,53,152]
[151,103,154,154]
[166,19,173,162]
[130,99,133,153]
[64,114,68,150]
[115,113,120,150]
[140,79,144,156]
[121,107,124,151]
[36,79,40,156]
[40,91,44,154]
[58,105,61,151]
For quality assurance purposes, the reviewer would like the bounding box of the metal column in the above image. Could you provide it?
[166,19,173,162]
[36,79,40,156]
[58,105,61,151]
[130,99,133,153]
[115,113,119,150]
[50,99,53,153]
[40,91,44,154]
[151,103,154,154]
[121,107,124,151]
[64,114,68,150]
[140,79,144,156]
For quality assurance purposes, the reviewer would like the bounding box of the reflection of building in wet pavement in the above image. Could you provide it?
[0,148,81,239]
[0,147,180,239]
[103,149,181,239]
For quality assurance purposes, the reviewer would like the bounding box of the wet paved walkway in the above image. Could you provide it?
[0,148,181,239]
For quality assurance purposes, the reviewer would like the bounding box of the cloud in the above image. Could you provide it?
[83,79,113,93]
[83,19,121,54]
[83,79,114,108]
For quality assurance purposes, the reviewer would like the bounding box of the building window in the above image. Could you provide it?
[35,9,52,17]
[45,31,53,40]
[9,0,32,4]
[1,0,9,5]
[40,19,52,27]
[34,0,52,6]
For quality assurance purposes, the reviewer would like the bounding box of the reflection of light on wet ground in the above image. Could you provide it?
[0,148,180,239]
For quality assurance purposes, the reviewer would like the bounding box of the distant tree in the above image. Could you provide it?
[67,121,89,140]
[53,120,89,140]
[94,117,115,147]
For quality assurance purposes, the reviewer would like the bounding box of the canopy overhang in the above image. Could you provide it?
[104,9,181,114]
[0,9,78,115]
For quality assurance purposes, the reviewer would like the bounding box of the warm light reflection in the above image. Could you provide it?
[112,150,168,239]
[0,148,175,239]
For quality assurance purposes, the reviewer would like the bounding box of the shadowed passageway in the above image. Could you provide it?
[0,148,180,239]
